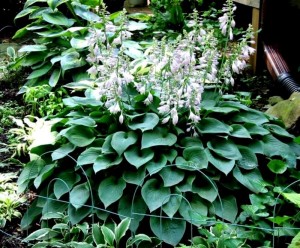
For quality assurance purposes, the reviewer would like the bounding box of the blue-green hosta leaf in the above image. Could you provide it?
[19,44,48,53]
[124,147,154,168]
[207,138,242,160]
[127,21,148,31]
[29,7,51,19]
[267,159,287,174]
[159,167,185,187]
[67,117,96,127]
[141,179,170,212]
[230,124,252,138]
[164,149,178,163]
[146,154,167,175]
[205,149,235,175]
[77,147,102,166]
[93,155,123,173]
[150,217,185,246]
[212,195,238,223]
[68,204,92,225]
[118,195,147,232]
[176,147,208,171]
[179,195,208,225]
[47,0,69,10]
[72,2,101,22]
[263,124,294,138]
[70,37,89,49]
[98,176,126,208]
[49,68,61,87]
[204,106,239,114]
[42,12,75,27]
[63,96,103,107]
[14,6,39,19]
[233,167,267,193]
[192,178,218,203]
[123,166,146,185]
[52,143,75,160]
[232,109,269,125]
[162,188,182,218]
[142,127,177,149]
[248,140,264,154]
[111,131,138,156]
[177,175,196,192]
[70,182,90,209]
[34,163,56,188]
[36,29,70,38]
[54,170,80,199]
[42,197,68,215]
[26,62,52,79]
[17,159,45,193]
[61,125,95,147]
[263,134,297,167]
[24,0,45,8]
[244,123,270,136]
[237,146,258,170]
[179,137,204,149]
[196,118,231,135]
[60,51,86,71]
[101,135,115,154]
[128,113,159,132]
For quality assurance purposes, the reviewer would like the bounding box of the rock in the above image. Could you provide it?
[266,92,300,131]
[268,96,284,106]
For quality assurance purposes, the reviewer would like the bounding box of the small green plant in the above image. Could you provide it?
[0,172,26,228]
[24,216,153,247]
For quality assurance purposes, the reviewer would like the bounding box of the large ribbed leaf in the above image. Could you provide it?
[124,147,154,168]
[150,217,186,246]
[93,155,123,173]
[128,113,159,132]
[146,154,168,175]
[230,124,252,138]
[47,0,69,10]
[70,182,90,209]
[42,12,75,27]
[142,127,177,149]
[98,176,126,208]
[159,166,185,187]
[162,188,182,218]
[141,179,170,212]
[232,109,269,125]
[205,149,235,175]
[207,138,241,160]
[60,51,86,71]
[52,143,75,160]
[176,147,208,171]
[72,2,101,22]
[212,195,238,223]
[196,118,231,134]
[233,167,267,193]
[237,146,258,170]
[77,147,102,166]
[61,126,95,147]
[54,170,80,199]
[263,124,294,138]
[111,131,138,156]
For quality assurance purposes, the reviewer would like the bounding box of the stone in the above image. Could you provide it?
[266,92,300,130]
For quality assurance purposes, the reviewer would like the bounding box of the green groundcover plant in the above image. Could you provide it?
[12,0,300,247]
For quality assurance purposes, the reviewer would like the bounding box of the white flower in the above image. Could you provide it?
[119,113,124,124]
[170,108,179,125]
[158,105,170,114]
[108,103,121,114]
[189,111,201,123]
[162,116,170,124]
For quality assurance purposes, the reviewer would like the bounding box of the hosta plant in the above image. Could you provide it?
[16,0,300,246]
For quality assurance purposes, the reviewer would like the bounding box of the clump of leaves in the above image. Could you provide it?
[0,172,26,228]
